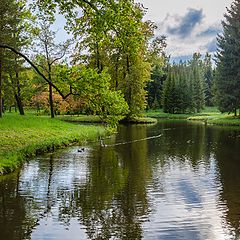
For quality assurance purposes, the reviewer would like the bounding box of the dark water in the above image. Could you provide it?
[1,120,240,240]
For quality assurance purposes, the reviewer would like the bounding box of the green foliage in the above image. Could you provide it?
[71,67,129,127]
[146,36,168,109]
[43,0,153,119]
[162,53,206,114]
[215,0,240,115]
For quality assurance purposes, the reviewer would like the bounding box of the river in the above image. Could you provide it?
[1,120,240,240]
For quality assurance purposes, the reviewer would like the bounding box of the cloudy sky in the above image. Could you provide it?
[137,0,232,61]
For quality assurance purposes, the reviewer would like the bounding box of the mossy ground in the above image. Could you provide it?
[0,113,105,175]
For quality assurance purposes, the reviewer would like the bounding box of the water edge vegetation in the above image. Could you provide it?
[0,113,105,175]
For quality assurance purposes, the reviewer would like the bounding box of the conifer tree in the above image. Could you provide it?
[203,53,214,106]
[215,0,240,115]
[190,53,205,113]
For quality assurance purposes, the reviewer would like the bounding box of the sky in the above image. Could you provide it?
[136,0,232,61]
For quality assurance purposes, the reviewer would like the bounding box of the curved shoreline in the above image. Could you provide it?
[0,114,105,176]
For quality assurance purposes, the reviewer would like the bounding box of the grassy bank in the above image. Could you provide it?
[146,107,240,126]
[58,115,103,123]
[59,115,157,124]
[0,113,105,175]
[146,107,220,119]
[188,114,240,126]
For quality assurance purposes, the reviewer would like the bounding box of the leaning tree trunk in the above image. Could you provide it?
[48,63,54,119]
[49,84,54,118]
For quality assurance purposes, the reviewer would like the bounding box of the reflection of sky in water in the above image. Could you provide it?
[19,148,89,200]
[143,155,233,240]
[2,122,240,240]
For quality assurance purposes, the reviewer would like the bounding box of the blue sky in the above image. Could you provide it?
[137,0,232,61]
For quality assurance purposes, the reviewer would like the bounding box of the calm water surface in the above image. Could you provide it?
[1,120,240,240]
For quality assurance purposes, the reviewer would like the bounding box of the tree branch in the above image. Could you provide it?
[79,0,98,12]
[0,44,72,99]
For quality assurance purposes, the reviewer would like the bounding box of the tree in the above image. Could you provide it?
[162,53,205,114]
[203,53,214,106]
[36,0,153,119]
[146,36,168,109]
[33,15,71,118]
[6,0,34,115]
[215,0,240,116]
[0,0,17,117]
[190,53,205,113]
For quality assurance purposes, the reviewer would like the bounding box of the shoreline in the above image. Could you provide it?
[0,114,105,176]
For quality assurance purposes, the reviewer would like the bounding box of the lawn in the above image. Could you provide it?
[146,107,240,126]
[0,113,105,175]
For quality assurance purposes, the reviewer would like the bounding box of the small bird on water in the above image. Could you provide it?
[78,148,85,153]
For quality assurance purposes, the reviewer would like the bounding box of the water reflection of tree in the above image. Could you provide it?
[0,172,38,240]
[147,121,211,168]
[114,125,151,238]
[56,125,151,239]
[213,128,240,238]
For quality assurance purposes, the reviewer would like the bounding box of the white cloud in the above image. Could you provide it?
[137,0,232,60]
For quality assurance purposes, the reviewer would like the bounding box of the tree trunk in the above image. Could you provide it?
[0,55,3,118]
[48,62,54,118]
[15,71,24,115]
[49,84,54,118]
[15,94,24,115]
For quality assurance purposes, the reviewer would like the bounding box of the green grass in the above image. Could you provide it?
[188,114,240,126]
[146,107,221,119]
[58,114,103,123]
[0,113,105,175]
[59,114,157,124]
[120,117,157,124]
[146,107,240,126]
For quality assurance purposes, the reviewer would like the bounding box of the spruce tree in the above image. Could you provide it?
[216,0,240,115]
[190,53,205,113]
[203,53,214,106]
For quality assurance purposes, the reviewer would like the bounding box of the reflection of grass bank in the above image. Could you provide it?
[0,113,105,175]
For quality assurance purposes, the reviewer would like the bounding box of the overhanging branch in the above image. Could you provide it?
[0,44,73,99]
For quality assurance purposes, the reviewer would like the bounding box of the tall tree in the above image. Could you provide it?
[37,0,153,119]
[146,36,168,109]
[33,17,70,118]
[215,0,240,116]
[203,53,214,106]
[162,53,205,114]
[6,0,33,115]
[190,53,205,113]
[0,0,17,117]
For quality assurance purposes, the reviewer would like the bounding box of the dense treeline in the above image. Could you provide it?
[0,0,240,125]
[0,0,166,126]
[161,53,213,114]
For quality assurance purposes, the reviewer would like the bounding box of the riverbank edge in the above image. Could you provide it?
[147,113,240,127]
[59,115,158,124]
[187,115,240,126]
[0,116,106,176]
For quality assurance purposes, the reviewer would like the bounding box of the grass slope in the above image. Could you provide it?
[146,107,221,119]
[0,113,105,175]
[147,107,240,126]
